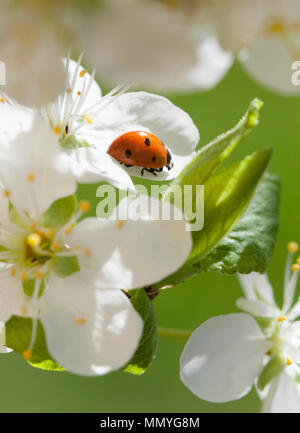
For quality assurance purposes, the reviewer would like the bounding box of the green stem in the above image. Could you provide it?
[157,327,192,340]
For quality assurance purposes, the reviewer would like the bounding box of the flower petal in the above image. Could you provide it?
[180,313,271,403]
[78,91,199,180]
[236,298,277,318]
[68,195,192,289]
[262,370,300,413]
[40,271,143,376]
[67,147,135,191]
[0,272,31,322]
[0,101,33,145]
[238,272,275,303]
[0,114,77,219]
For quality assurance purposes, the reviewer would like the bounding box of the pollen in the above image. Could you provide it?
[21,271,28,282]
[288,242,299,253]
[53,126,61,135]
[21,305,27,315]
[277,316,287,322]
[10,268,16,277]
[292,264,300,272]
[75,317,86,325]
[27,173,35,182]
[79,69,87,78]
[77,91,81,96]
[84,114,92,124]
[51,241,61,252]
[117,220,125,229]
[286,356,293,365]
[34,269,45,279]
[268,19,285,35]
[22,349,32,361]
[26,233,42,248]
[64,226,73,235]
[83,248,91,257]
[3,189,10,198]
[0,97,6,103]
[78,200,91,212]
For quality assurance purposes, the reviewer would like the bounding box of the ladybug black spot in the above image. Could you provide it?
[152,156,156,163]
[125,149,131,157]
[144,138,150,146]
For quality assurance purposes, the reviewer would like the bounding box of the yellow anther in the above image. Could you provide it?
[288,242,299,253]
[268,19,285,35]
[77,91,81,96]
[266,349,273,356]
[297,257,300,265]
[51,242,60,252]
[277,316,287,322]
[21,271,28,282]
[117,220,125,229]
[66,87,72,94]
[75,317,86,325]
[34,269,45,279]
[84,114,92,124]
[22,349,32,361]
[26,233,42,248]
[53,126,61,135]
[27,173,35,182]
[79,69,87,77]
[45,228,55,239]
[3,189,10,198]
[83,248,91,257]
[286,356,293,365]
[21,305,27,315]
[64,226,73,235]
[292,264,300,272]
[78,200,91,212]
[0,97,6,103]
[10,268,16,277]
[29,222,37,230]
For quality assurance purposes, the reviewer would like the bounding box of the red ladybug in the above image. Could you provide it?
[107,131,173,176]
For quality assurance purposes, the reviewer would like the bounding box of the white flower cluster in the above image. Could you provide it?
[180,242,300,413]
[0,54,198,375]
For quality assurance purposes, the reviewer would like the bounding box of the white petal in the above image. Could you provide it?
[240,34,300,96]
[40,271,143,376]
[74,1,198,91]
[287,300,300,321]
[236,298,277,318]
[0,13,65,105]
[78,91,199,180]
[262,370,300,413]
[238,273,275,303]
[0,346,12,354]
[180,313,271,403]
[67,147,135,191]
[0,115,77,219]
[62,57,102,114]
[183,35,233,90]
[0,273,31,322]
[0,102,33,145]
[68,196,192,289]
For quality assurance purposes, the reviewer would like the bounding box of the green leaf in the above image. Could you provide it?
[156,149,272,286]
[123,289,157,375]
[5,316,64,371]
[257,355,285,391]
[51,255,80,277]
[163,98,263,204]
[42,195,77,230]
[194,172,280,274]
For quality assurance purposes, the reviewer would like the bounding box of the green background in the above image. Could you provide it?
[1,61,299,413]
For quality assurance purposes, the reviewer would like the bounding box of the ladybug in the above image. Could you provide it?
[107,131,173,176]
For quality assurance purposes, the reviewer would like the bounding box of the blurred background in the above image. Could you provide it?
[0,59,299,412]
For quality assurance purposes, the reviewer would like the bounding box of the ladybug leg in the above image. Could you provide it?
[125,164,133,168]
[141,168,145,176]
